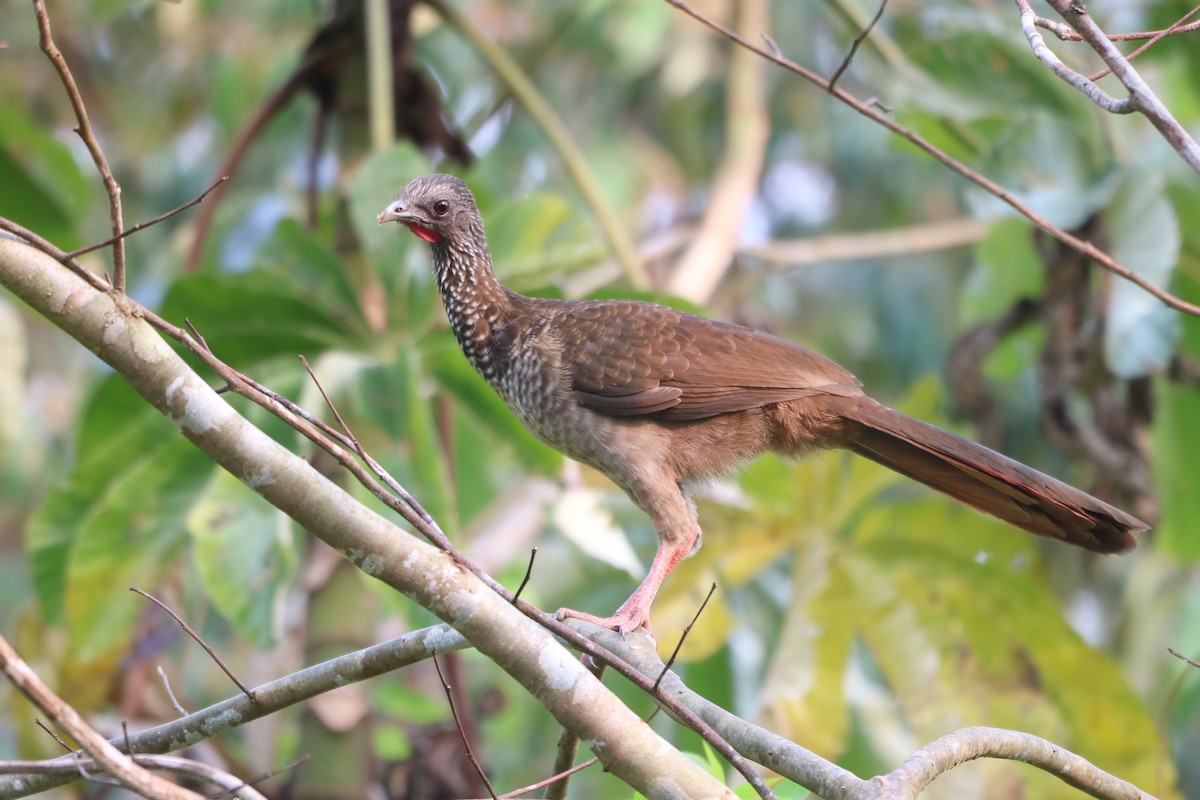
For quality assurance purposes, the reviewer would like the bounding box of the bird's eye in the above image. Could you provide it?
[433,200,451,216]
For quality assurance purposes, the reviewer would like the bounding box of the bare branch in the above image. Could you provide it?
[1015,1,1133,113]
[1087,5,1200,81]
[432,651,498,799]
[130,587,256,702]
[512,548,538,603]
[829,0,890,90]
[156,666,188,717]
[662,0,1200,317]
[498,756,598,799]
[1043,0,1200,173]
[65,176,228,259]
[0,633,206,800]
[1034,10,1200,42]
[1168,647,1200,670]
[32,0,127,292]
[888,727,1155,799]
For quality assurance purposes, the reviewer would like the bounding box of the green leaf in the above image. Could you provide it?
[159,270,352,366]
[960,218,1044,326]
[1103,168,1181,378]
[348,143,431,270]
[27,376,214,629]
[65,437,213,662]
[373,681,451,726]
[188,470,298,645]
[1153,382,1200,560]
[0,106,91,249]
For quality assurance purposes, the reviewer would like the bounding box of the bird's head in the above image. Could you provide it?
[377,174,479,245]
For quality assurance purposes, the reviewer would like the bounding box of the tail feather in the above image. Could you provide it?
[835,397,1146,554]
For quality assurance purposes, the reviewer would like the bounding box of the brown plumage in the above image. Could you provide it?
[379,174,1146,633]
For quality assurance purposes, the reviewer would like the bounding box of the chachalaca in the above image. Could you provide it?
[379,174,1147,633]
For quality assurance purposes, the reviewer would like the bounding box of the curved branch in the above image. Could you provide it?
[587,628,1157,800]
[1044,0,1200,174]
[887,727,1155,800]
[33,0,127,292]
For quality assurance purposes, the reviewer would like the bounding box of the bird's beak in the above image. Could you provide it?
[377,201,423,226]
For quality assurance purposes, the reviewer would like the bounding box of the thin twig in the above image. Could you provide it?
[297,355,444,534]
[829,0,889,89]
[654,583,717,694]
[35,719,73,752]
[512,548,537,603]
[496,757,599,799]
[33,0,127,292]
[121,721,134,763]
[129,588,255,702]
[206,754,310,800]
[663,0,1200,318]
[1087,5,1200,82]
[431,651,498,800]
[65,177,229,259]
[156,666,188,717]
[1168,647,1200,670]
[1033,12,1200,42]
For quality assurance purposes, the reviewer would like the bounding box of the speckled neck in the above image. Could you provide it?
[429,223,520,383]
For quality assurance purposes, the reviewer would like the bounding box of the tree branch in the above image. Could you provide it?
[1041,0,1200,173]
[662,0,1200,318]
[0,634,205,800]
[0,237,733,800]
[32,0,127,292]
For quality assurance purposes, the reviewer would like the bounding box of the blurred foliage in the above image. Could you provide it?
[1,0,1199,798]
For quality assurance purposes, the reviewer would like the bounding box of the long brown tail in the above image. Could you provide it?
[835,396,1146,554]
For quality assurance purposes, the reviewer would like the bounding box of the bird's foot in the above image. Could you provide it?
[555,603,652,636]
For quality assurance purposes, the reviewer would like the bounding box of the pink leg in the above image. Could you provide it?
[556,530,698,634]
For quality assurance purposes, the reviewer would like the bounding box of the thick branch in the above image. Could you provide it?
[0,237,732,800]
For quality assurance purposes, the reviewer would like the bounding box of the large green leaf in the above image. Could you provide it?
[1103,168,1181,378]
[0,105,91,249]
[27,376,215,629]
[188,470,298,645]
[158,270,354,366]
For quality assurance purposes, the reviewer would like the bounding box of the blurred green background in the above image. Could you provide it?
[1,0,1198,797]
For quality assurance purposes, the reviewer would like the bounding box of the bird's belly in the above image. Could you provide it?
[492,377,617,469]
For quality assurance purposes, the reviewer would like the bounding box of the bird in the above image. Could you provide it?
[378,173,1148,634]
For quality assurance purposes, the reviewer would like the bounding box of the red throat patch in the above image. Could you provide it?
[406,222,441,243]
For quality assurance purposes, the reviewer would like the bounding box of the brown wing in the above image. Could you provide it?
[550,299,862,421]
